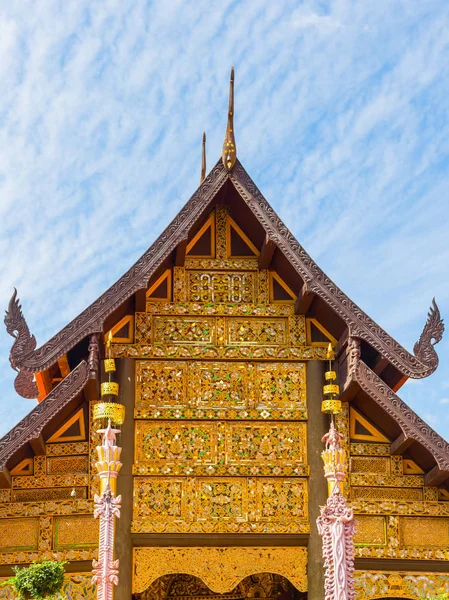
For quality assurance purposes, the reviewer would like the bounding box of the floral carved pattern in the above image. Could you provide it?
[132,546,308,594]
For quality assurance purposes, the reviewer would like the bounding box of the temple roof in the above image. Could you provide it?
[4,158,443,381]
[2,70,447,485]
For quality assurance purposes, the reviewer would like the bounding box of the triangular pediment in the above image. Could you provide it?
[3,158,447,486]
[46,406,86,443]
[350,407,390,443]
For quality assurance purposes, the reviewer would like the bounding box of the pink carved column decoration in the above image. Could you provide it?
[92,421,123,600]
[317,421,356,600]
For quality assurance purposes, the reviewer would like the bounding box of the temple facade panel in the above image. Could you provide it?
[334,404,449,562]
[132,546,308,596]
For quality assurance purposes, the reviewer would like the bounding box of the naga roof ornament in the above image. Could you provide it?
[413,297,445,372]
[4,288,38,399]
[222,67,236,171]
[201,132,206,184]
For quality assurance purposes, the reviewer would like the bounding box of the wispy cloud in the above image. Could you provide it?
[0,0,448,439]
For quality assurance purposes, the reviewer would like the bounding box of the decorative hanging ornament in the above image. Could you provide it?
[321,343,342,414]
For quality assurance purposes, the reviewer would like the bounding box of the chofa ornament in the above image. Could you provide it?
[413,298,445,370]
[4,288,38,398]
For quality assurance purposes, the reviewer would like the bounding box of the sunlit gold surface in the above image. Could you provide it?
[354,571,449,599]
[133,547,307,594]
[93,401,125,424]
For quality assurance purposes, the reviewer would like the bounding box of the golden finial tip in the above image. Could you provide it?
[222,68,236,171]
[326,343,333,361]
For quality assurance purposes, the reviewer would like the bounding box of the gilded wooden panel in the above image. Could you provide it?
[400,516,449,547]
[135,421,219,466]
[136,361,187,409]
[227,423,307,466]
[11,487,88,503]
[133,477,308,533]
[351,499,449,516]
[146,301,294,316]
[47,456,88,474]
[350,442,390,456]
[12,473,89,489]
[350,457,389,474]
[134,421,307,477]
[189,362,249,409]
[132,547,308,594]
[53,515,98,549]
[188,271,257,303]
[153,316,216,345]
[355,515,449,560]
[254,363,305,408]
[354,516,386,546]
[0,518,39,551]
[227,318,287,346]
[46,441,89,456]
[354,571,449,600]
[135,360,307,420]
[113,342,325,361]
[0,498,93,518]
[0,491,11,503]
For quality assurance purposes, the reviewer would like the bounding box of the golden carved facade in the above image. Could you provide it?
[125,217,312,539]
[335,403,449,562]
[133,547,308,594]
[0,407,97,567]
[354,570,449,599]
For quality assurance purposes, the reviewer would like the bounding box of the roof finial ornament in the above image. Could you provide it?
[201,132,206,184]
[222,67,236,171]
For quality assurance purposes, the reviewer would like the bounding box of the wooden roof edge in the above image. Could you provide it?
[230,161,444,380]
[354,358,449,478]
[0,360,89,477]
[4,158,443,384]
[4,160,229,376]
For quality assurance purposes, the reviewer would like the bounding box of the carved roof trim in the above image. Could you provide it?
[8,159,441,381]
[0,361,89,474]
[230,161,441,379]
[354,360,449,475]
[14,162,228,372]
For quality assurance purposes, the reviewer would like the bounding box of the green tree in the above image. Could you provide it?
[1,560,67,600]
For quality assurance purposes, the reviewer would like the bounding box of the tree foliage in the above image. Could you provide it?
[2,560,67,600]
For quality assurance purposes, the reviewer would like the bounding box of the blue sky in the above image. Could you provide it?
[0,1,448,438]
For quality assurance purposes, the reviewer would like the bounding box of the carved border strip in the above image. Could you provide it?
[132,546,308,594]
[230,163,437,379]
[0,361,89,472]
[354,360,449,471]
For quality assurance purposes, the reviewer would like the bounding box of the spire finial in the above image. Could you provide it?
[222,67,236,171]
[201,132,206,184]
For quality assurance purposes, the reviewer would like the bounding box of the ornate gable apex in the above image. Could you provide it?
[6,158,442,382]
[3,157,448,483]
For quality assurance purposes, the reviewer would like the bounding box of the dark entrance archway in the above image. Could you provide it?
[133,572,306,600]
